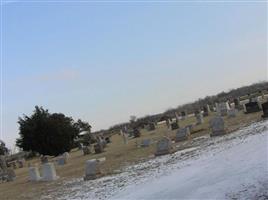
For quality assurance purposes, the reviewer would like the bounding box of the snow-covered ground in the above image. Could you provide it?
[43,120,268,200]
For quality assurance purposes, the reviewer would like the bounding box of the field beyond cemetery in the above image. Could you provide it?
[0,111,265,200]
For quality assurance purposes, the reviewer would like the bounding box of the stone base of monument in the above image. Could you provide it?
[41,163,59,181]
[210,130,226,137]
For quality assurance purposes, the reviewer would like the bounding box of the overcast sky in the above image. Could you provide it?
[2,1,267,149]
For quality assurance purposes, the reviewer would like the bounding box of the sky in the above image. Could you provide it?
[1,1,267,149]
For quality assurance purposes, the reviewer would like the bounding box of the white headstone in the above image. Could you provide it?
[210,116,226,136]
[29,166,41,181]
[207,104,211,113]
[62,152,69,160]
[84,159,98,180]
[216,102,230,116]
[41,162,59,181]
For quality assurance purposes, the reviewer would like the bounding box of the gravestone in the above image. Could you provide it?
[82,146,91,155]
[216,102,230,116]
[227,108,237,118]
[185,124,194,133]
[40,155,49,164]
[181,111,186,120]
[41,162,59,181]
[63,152,69,158]
[17,159,24,168]
[207,104,211,113]
[146,123,155,131]
[195,113,204,125]
[29,166,41,181]
[165,118,171,128]
[155,137,172,156]
[210,116,226,137]
[175,127,190,142]
[261,102,268,118]
[170,121,179,130]
[175,112,180,122]
[234,98,243,110]
[84,159,100,180]
[133,128,141,138]
[0,155,7,172]
[105,137,111,144]
[244,101,261,114]
[57,156,66,166]
[6,169,16,182]
[141,139,151,147]
[10,161,17,169]
[203,106,209,117]
[94,143,104,154]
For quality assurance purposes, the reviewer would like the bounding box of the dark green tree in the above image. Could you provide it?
[16,106,90,156]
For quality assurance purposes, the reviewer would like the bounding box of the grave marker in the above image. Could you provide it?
[141,139,151,147]
[41,162,59,181]
[170,121,179,130]
[155,137,172,156]
[244,101,261,114]
[175,127,190,142]
[261,102,268,118]
[84,159,100,181]
[29,166,41,181]
[227,108,237,118]
[195,113,204,125]
[210,116,226,136]
[216,102,230,116]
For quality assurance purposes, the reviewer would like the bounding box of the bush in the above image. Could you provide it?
[16,106,90,156]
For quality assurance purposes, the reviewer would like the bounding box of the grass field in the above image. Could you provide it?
[0,110,263,200]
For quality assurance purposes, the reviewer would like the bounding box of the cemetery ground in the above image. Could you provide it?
[0,111,266,200]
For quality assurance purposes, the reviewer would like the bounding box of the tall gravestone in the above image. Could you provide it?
[0,155,7,172]
[175,112,180,122]
[210,116,226,137]
[207,104,211,113]
[195,113,204,125]
[155,137,172,156]
[216,102,230,116]
[234,98,243,110]
[203,106,209,117]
